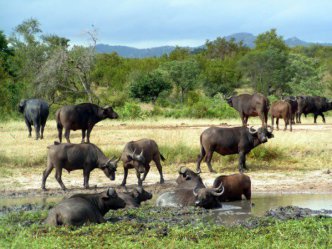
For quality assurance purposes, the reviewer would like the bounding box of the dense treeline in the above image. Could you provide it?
[1,18,332,120]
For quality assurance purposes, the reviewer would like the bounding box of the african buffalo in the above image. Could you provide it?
[282,96,298,124]
[120,139,165,186]
[296,96,332,123]
[176,166,205,189]
[270,100,292,131]
[18,99,49,140]
[213,173,251,201]
[118,187,153,208]
[56,103,118,143]
[156,183,224,209]
[226,93,269,127]
[196,126,274,173]
[42,142,119,190]
[44,188,126,226]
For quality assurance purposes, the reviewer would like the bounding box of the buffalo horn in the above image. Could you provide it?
[267,125,273,133]
[193,187,199,197]
[179,166,187,174]
[211,183,225,197]
[248,126,257,134]
[107,188,115,196]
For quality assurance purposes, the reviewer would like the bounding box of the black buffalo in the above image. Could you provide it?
[196,126,274,173]
[120,139,165,187]
[226,93,269,127]
[42,142,119,190]
[56,103,118,143]
[296,96,332,123]
[118,187,153,208]
[44,188,126,226]
[18,99,49,140]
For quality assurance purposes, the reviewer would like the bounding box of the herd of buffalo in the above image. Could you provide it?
[17,93,332,226]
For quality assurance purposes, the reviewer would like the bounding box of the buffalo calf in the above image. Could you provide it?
[270,100,292,131]
[118,187,152,208]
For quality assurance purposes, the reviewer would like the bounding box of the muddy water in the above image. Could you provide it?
[1,193,332,224]
[207,193,332,225]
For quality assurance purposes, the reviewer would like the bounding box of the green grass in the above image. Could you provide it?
[0,209,331,249]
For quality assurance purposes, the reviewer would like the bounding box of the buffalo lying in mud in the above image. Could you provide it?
[176,166,205,189]
[270,100,292,131]
[120,139,165,186]
[42,142,119,190]
[296,96,332,123]
[118,187,153,208]
[156,183,224,209]
[196,126,274,173]
[44,188,125,226]
[56,103,118,143]
[18,99,49,140]
[226,93,269,127]
[213,173,251,201]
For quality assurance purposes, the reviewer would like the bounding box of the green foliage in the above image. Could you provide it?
[204,37,249,59]
[117,102,143,119]
[130,70,172,102]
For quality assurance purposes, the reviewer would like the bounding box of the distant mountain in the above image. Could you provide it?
[96,33,332,58]
[95,44,175,58]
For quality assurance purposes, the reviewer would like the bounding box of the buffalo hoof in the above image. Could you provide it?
[160,179,165,184]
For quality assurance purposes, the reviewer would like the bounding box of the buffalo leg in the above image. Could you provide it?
[55,168,67,190]
[284,116,287,131]
[83,170,90,189]
[33,123,41,140]
[136,170,143,186]
[271,116,275,129]
[196,145,206,173]
[154,156,164,184]
[264,111,268,127]
[25,119,32,138]
[57,124,63,143]
[86,128,92,143]
[121,167,128,186]
[64,129,71,143]
[244,116,249,126]
[40,123,45,139]
[81,129,86,143]
[205,150,216,173]
[276,118,279,130]
[141,164,150,182]
[244,188,251,200]
[320,113,326,123]
[41,161,54,190]
[238,151,247,172]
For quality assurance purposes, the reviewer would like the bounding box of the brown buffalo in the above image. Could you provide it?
[176,166,205,189]
[213,173,251,201]
[270,100,292,131]
[120,139,165,186]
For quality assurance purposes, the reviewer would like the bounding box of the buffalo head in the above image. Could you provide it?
[101,188,126,210]
[101,156,120,180]
[18,99,27,113]
[102,106,119,119]
[132,187,153,202]
[193,183,224,208]
[127,149,146,174]
[249,126,274,143]
[225,96,233,107]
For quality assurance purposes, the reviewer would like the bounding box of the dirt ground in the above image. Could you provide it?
[0,122,331,198]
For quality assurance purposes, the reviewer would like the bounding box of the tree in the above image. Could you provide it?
[238,29,290,96]
[202,58,240,96]
[168,46,191,60]
[161,60,201,103]
[130,70,172,102]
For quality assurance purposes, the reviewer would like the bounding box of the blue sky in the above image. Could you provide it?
[1,0,332,48]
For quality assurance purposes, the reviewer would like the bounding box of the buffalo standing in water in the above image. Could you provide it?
[56,103,118,143]
[44,188,125,226]
[18,99,49,140]
[196,126,274,173]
